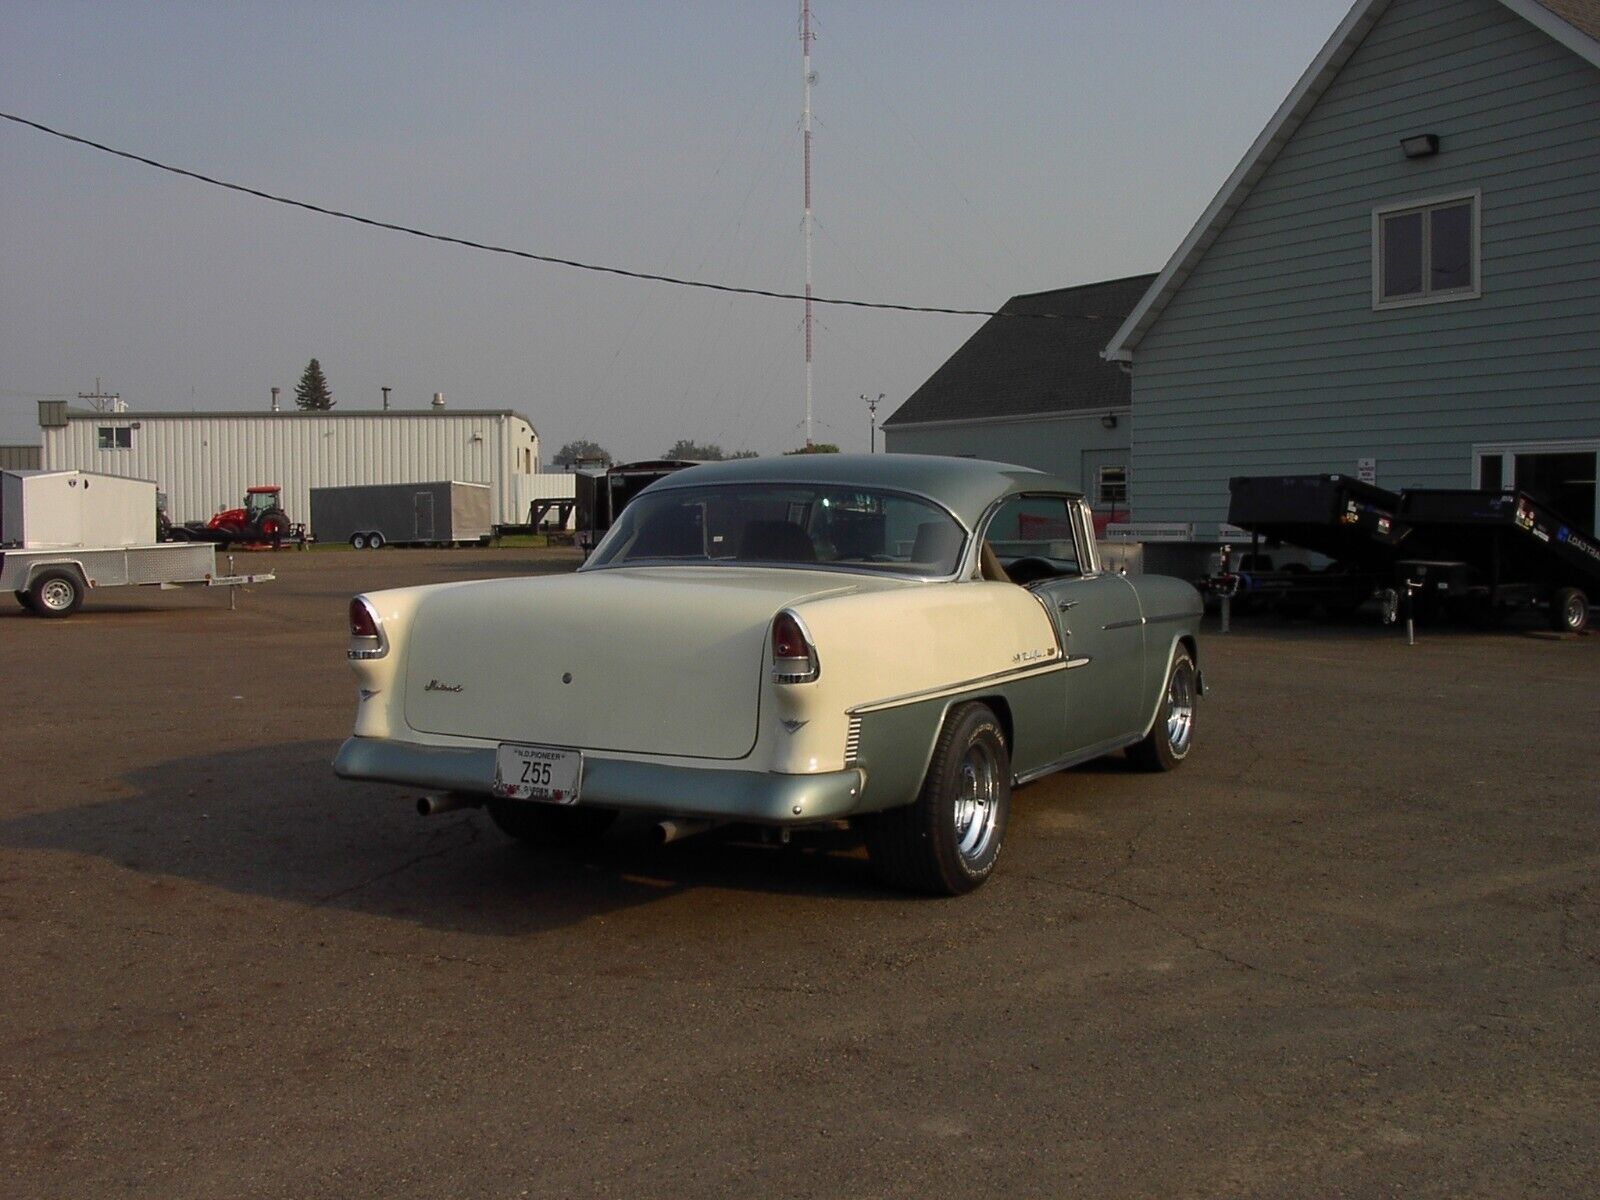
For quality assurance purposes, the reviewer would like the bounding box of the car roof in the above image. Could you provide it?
[645,453,1079,528]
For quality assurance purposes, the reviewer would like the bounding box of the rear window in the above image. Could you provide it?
[586,482,967,576]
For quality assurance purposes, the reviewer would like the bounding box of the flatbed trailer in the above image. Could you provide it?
[1394,489,1598,632]
[2,542,274,619]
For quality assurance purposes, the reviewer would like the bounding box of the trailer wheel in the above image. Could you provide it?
[350,533,368,550]
[1550,587,1589,634]
[28,569,84,618]
[368,531,385,549]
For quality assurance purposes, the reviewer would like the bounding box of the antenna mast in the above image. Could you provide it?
[801,0,815,448]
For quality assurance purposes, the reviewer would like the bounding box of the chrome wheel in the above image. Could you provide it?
[1563,592,1586,628]
[38,578,76,612]
[1165,659,1196,756]
[953,740,1002,865]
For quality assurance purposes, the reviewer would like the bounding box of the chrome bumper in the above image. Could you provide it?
[332,736,867,825]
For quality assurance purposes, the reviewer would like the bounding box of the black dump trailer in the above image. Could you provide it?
[1394,489,1599,632]
[575,460,697,557]
[1207,475,1411,616]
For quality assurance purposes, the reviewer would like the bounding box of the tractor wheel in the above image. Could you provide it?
[258,512,288,548]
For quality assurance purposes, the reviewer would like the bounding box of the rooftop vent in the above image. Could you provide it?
[432,392,445,410]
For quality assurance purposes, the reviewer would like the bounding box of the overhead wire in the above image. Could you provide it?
[0,110,1106,323]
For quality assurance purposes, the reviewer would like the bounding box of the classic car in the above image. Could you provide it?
[334,454,1204,894]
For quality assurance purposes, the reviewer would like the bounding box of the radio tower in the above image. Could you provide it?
[801,0,816,448]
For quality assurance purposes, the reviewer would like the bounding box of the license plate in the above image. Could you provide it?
[494,743,583,805]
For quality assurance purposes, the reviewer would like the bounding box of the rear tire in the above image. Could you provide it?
[350,533,368,550]
[28,569,84,618]
[862,701,1010,895]
[1128,646,1197,772]
[368,531,386,549]
[487,800,618,844]
[1550,587,1589,633]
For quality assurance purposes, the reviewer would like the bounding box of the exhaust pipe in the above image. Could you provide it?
[654,817,721,845]
[417,792,482,817]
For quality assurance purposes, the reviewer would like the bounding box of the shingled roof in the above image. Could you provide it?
[883,274,1155,427]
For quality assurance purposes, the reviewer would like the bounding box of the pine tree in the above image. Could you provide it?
[295,358,334,410]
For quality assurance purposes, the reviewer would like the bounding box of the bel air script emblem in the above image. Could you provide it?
[425,679,464,693]
[1012,648,1053,664]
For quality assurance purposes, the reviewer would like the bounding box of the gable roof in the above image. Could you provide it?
[1103,0,1600,361]
[883,273,1155,427]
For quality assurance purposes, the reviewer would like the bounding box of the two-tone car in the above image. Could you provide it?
[335,454,1203,894]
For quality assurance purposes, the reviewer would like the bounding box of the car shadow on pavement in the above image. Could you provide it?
[0,740,897,934]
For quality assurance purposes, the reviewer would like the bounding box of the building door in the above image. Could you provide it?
[1474,442,1598,535]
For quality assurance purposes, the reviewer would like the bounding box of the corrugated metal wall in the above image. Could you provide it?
[0,445,42,471]
[41,411,540,531]
[1131,0,1600,533]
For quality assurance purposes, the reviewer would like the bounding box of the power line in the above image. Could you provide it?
[0,110,1105,323]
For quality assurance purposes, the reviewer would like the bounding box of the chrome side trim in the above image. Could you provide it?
[848,660,1069,715]
[1064,655,1092,669]
[1146,611,1199,625]
[1102,617,1145,631]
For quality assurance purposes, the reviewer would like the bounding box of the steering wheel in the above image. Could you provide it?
[1005,556,1058,585]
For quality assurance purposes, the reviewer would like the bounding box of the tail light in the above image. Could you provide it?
[348,596,388,660]
[772,610,819,684]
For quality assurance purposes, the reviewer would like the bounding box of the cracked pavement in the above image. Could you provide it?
[1,548,1596,1198]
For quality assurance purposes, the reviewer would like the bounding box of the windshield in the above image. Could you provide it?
[586,482,968,576]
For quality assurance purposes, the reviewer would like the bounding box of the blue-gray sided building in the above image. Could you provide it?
[1104,0,1600,546]
[882,275,1154,525]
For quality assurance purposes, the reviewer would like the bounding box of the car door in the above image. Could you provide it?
[987,494,1146,755]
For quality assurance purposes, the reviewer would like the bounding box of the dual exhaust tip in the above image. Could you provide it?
[415,793,719,845]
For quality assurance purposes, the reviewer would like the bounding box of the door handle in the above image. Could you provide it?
[1058,599,1078,612]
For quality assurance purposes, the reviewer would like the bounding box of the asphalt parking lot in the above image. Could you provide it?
[2,548,1596,1199]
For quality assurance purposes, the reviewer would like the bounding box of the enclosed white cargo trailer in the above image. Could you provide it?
[1,469,156,548]
[1,468,271,618]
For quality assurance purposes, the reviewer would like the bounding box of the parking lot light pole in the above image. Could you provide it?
[863,392,883,452]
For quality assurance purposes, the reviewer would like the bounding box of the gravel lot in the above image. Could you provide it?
[2,548,1596,1199]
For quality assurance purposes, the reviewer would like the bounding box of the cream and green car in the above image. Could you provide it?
[335,454,1203,894]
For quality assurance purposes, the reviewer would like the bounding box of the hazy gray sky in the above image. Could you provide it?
[1,1,1350,457]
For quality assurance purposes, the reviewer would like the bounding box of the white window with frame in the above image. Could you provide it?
[96,426,132,450]
[1096,464,1128,507]
[1372,191,1480,309]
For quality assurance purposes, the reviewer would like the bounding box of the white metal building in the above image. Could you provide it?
[37,402,542,531]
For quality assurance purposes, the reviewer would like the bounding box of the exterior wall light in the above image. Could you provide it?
[1400,134,1440,159]
[1101,412,1119,429]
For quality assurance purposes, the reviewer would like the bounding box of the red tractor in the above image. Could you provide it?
[175,485,299,547]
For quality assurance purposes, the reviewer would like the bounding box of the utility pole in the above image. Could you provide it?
[381,386,391,412]
[801,0,816,449]
[862,392,883,453]
[77,377,120,412]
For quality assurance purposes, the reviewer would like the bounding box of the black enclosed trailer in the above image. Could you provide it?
[575,460,697,556]
[1394,489,1598,632]
[1204,475,1412,616]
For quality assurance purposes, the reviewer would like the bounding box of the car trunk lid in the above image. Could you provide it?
[403,567,875,759]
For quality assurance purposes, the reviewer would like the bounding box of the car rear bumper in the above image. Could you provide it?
[332,736,866,824]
